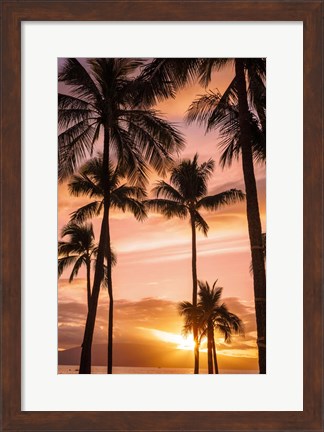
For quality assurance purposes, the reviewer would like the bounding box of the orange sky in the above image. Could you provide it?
[58,60,265,370]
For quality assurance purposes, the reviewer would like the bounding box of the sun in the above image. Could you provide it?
[176,335,195,350]
[149,329,196,351]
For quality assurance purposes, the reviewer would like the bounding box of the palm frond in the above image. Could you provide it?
[70,201,102,223]
[58,241,83,256]
[198,281,223,308]
[124,109,185,175]
[245,59,266,127]
[58,255,78,278]
[69,255,85,282]
[152,180,184,202]
[68,173,103,198]
[59,58,102,105]
[58,119,99,181]
[138,58,202,105]
[111,193,147,222]
[198,59,233,87]
[78,155,113,188]
[60,221,95,250]
[111,126,150,187]
[89,58,143,100]
[58,93,97,129]
[58,109,96,130]
[193,210,209,236]
[112,183,147,200]
[197,188,245,210]
[145,199,188,219]
[58,93,92,111]
[186,90,222,126]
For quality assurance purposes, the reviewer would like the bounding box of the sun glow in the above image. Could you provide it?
[149,329,193,350]
[177,335,195,351]
[149,329,206,351]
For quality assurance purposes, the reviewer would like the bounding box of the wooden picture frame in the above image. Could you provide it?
[1,1,322,430]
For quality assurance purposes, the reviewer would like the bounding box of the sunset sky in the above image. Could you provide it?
[58,59,266,371]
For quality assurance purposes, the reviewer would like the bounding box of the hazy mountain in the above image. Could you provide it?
[58,342,258,370]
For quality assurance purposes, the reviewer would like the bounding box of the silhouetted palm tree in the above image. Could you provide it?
[199,59,266,374]
[59,58,184,373]
[68,155,147,373]
[141,58,267,373]
[58,221,95,311]
[197,280,244,374]
[179,280,244,374]
[58,221,117,309]
[146,154,244,373]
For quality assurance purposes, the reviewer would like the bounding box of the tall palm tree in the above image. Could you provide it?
[197,280,244,374]
[146,154,244,373]
[59,58,184,373]
[58,221,95,311]
[141,58,267,373]
[68,155,147,374]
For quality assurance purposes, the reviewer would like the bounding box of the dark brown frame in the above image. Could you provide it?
[1,1,323,431]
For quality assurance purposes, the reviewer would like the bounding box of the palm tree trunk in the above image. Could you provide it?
[212,332,219,374]
[105,206,114,374]
[235,59,266,374]
[190,212,199,374]
[207,321,213,374]
[79,126,110,374]
[86,255,91,313]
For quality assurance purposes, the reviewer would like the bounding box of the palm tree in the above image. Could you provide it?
[58,221,95,312]
[59,58,184,373]
[141,58,267,373]
[146,154,244,373]
[68,154,147,374]
[58,221,117,309]
[178,280,244,374]
[197,280,244,374]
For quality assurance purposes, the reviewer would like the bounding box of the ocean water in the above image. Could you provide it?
[58,365,258,374]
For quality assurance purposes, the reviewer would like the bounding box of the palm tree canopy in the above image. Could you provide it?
[140,58,265,108]
[178,300,204,337]
[146,153,244,235]
[58,221,95,281]
[140,58,266,167]
[68,154,148,223]
[197,280,244,342]
[58,221,117,281]
[186,88,265,167]
[58,58,185,182]
[178,280,244,345]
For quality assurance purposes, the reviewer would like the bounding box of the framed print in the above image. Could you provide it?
[1,1,323,431]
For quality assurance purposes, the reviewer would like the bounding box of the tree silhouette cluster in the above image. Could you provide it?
[58,58,266,374]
